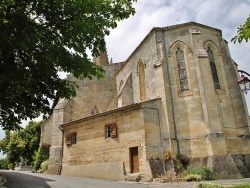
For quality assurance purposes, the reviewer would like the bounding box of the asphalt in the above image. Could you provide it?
[0,170,250,188]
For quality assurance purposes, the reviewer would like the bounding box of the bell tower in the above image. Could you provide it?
[93,49,109,67]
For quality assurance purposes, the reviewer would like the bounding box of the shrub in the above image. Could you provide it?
[184,166,214,180]
[33,145,50,172]
[185,174,202,181]
[8,163,13,170]
[173,154,189,174]
[39,160,49,173]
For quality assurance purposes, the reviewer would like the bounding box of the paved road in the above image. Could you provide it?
[1,170,250,188]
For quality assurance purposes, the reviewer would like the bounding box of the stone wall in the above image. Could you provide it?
[232,154,250,177]
[40,117,52,146]
[61,162,125,181]
[61,99,163,178]
[68,63,121,121]
[44,22,250,179]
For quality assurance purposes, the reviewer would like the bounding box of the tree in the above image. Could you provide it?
[0,120,42,168]
[0,0,136,130]
[19,120,42,164]
[0,158,8,169]
[33,144,50,172]
[232,15,250,43]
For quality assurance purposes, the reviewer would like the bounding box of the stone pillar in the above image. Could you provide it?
[157,32,177,154]
[189,29,227,156]
[47,100,68,174]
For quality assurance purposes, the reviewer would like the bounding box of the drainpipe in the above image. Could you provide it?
[58,125,64,175]
[142,106,166,175]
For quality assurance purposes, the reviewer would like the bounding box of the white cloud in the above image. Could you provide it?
[106,0,250,112]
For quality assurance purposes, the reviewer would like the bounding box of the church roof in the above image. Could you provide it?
[60,97,161,128]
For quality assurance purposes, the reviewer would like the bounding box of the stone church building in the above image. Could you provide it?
[41,22,250,180]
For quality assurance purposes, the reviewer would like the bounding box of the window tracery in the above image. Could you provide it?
[176,47,189,91]
[207,47,220,89]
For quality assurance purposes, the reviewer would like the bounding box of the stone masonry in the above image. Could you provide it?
[42,22,250,180]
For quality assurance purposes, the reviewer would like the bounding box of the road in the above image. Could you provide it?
[1,170,250,188]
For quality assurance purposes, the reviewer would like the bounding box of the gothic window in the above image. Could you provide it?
[176,47,189,91]
[207,47,220,89]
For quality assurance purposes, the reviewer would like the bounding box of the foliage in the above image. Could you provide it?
[6,132,25,165]
[173,154,189,174]
[184,174,202,181]
[0,158,8,169]
[164,150,173,161]
[184,166,214,181]
[37,160,49,173]
[0,0,136,130]
[34,144,50,172]
[232,15,250,43]
[0,120,42,166]
[19,120,42,164]
[8,163,13,170]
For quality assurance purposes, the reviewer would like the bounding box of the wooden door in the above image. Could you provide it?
[130,147,139,173]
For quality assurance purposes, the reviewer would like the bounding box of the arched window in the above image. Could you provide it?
[176,47,189,91]
[207,47,220,89]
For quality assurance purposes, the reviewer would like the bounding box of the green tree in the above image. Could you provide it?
[0,158,8,169]
[19,120,42,164]
[0,120,42,168]
[232,15,250,43]
[7,132,25,168]
[0,130,11,155]
[0,0,136,130]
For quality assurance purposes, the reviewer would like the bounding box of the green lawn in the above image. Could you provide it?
[201,183,250,188]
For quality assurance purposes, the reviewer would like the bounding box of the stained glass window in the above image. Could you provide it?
[207,47,220,89]
[176,47,189,91]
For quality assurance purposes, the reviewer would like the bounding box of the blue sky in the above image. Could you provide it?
[1,0,250,158]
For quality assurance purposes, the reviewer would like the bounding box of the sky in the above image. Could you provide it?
[105,0,250,112]
[0,0,250,158]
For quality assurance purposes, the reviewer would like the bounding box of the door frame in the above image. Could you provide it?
[130,147,139,173]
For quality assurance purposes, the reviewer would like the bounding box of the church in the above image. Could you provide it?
[40,22,250,181]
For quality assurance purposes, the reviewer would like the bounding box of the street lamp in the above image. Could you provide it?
[237,70,250,94]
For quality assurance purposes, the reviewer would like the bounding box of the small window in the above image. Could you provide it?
[105,123,117,138]
[66,132,77,145]
[71,133,77,145]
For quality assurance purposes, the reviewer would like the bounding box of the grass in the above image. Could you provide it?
[201,183,250,188]
[184,166,214,181]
